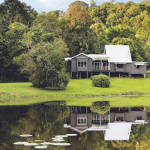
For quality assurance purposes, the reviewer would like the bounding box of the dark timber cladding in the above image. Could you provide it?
[65,45,148,78]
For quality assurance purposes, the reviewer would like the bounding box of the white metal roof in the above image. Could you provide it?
[105,45,132,63]
[65,57,72,61]
[134,62,148,65]
[71,53,88,59]
[132,120,148,124]
[87,54,110,60]
[65,53,110,61]
[104,122,132,141]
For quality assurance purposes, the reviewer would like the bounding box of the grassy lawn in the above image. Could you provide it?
[0,76,150,106]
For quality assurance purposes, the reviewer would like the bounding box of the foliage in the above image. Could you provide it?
[147,69,150,74]
[2,22,27,82]
[41,33,55,43]
[90,101,110,114]
[14,38,70,89]
[1,0,150,82]
[92,74,110,88]
[68,0,89,9]
[22,31,34,51]
[90,0,96,7]
[107,26,136,43]
[1,0,37,26]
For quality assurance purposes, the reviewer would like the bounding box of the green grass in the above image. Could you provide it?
[0,76,150,106]
[0,96,150,107]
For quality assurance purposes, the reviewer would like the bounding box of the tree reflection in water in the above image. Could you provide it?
[0,102,150,149]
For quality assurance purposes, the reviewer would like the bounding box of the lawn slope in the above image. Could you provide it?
[0,77,150,106]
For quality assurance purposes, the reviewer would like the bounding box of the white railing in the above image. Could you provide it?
[92,66,110,71]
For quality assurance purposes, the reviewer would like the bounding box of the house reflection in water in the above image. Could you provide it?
[64,106,148,141]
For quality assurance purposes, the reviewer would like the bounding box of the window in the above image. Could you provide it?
[116,64,124,68]
[78,62,80,67]
[78,61,87,67]
[84,61,87,67]
[136,65,143,69]
[77,118,87,125]
[137,116,142,120]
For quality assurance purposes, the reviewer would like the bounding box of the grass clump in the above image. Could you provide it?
[92,74,110,88]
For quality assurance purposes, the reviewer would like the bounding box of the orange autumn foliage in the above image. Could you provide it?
[65,5,91,30]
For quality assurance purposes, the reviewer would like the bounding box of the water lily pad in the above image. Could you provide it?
[41,142,53,145]
[13,141,29,145]
[51,137,64,140]
[65,134,78,136]
[24,143,39,146]
[20,134,33,137]
[55,135,68,137]
[52,143,71,146]
[35,145,47,149]
[52,139,65,142]
[35,140,44,142]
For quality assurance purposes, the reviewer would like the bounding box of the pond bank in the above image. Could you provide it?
[0,95,150,107]
[0,77,150,106]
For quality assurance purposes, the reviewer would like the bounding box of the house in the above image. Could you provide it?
[64,106,148,141]
[65,45,148,78]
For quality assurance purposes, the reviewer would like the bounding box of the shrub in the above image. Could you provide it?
[90,76,93,80]
[30,72,70,90]
[147,69,150,74]
[92,74,110,87]
[29,73,47,87]
[90,101,110,114]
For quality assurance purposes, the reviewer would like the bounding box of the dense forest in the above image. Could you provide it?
[0,0,150,83]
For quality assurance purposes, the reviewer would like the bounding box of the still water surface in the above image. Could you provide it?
[0,101,150,150]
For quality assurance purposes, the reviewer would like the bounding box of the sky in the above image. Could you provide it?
[0,0,142,13]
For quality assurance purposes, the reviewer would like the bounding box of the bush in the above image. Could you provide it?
[29,73,47,87]
[147,69,150,74]
[90,76,93,80]
[92,74,110,87]
[90,101,110,114]
[30,72,70,90]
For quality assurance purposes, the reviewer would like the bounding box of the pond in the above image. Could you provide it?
[0,101,150,149]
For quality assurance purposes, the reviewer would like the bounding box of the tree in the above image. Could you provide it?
[22,31,34,52]
[90,0,96,7]
[137,16,150,44]
[62,5,92,56]
[2,22,27,82]
[0,34,7,82]
[68,0,88,10]
[41,33,55,43]
[1,0,37,26]
[32,11,61,36]
[14,38,70,89]
[107,25,136,43]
